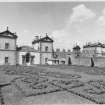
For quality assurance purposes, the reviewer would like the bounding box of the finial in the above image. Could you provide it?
[14,32,16,35]
[46,33,48,37]
[7,26,9,31]
[76,42,77,46]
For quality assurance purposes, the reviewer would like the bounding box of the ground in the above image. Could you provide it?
[0,65,105,104]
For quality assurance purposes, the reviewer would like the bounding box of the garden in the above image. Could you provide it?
[2,65,105,104]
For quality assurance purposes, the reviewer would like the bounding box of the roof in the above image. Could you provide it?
[17,46,38,52]
[83,42,105,48]
[0,27,17,39]
[73,45,81,50]
[32,35,53,44]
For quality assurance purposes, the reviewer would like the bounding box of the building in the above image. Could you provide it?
[17,46,40,65]
[82,42,105,57]
[0,27,17,65]
[2,27,105,67]
[0,27,55,65]
[17,35,54,65]
[72,45,81,57]
[32,34,54,65]
[53,48,71,65]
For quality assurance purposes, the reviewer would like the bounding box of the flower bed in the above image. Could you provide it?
[12,76,62,97]
[40,71,81,79]
[50,79,84,89]
[47,79,105,104]
[65,80,105,104]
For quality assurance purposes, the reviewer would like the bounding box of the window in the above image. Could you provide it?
[45,46,48,52]
[45,58,48,63]
[5,57,9,64]
[5,43,9,49]
[31,56,35,64]
[22,55,25,64]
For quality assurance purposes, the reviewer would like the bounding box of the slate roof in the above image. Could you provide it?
[83,42,105,48]
[17,46,38,52]
[0,28,17,39]
[32,35,53,44]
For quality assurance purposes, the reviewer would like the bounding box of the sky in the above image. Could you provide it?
[1,2,105,50]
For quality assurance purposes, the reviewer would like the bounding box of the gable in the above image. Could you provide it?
[40,36,53,42]
[32,35,53,44]
[0,29,17,39]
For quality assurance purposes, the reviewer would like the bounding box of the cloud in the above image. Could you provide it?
[69,4,96,23]
[96,7,105,27]
[52,4,97,50]
[96,16,105,27]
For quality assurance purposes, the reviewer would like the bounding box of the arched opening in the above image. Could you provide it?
[91,57,94,67]
[26,53,30,63]
[68,57,72,65]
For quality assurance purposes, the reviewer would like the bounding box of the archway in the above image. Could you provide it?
[68,57,72,65]
[26,53,30,63]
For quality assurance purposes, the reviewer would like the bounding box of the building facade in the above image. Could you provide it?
[82,42,105,57]
[0,28,54,65]
[53,48,71,65]
[32,35,54,65]
[17,46,40,65]
[1,27,105,67]
[0,27,17,65]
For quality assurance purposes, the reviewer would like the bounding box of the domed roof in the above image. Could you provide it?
[17,45,38,52]
[73,45,81,50]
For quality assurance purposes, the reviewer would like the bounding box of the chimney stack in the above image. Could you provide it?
[56,48,60,52]
[62,49,66,52]
[35,36,39,40]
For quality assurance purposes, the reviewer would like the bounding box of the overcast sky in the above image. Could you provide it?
[0,2,105,50]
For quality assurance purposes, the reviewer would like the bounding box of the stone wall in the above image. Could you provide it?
[66,54,105,68]
[69,56,91,66]
[94,57,105,67]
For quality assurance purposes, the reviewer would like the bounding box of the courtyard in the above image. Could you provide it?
[0,65,105,104]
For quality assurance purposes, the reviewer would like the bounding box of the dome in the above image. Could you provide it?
[73,45,81,50]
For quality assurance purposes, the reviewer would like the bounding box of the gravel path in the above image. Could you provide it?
[19,91,94,105]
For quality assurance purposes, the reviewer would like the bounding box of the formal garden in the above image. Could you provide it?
[0,65,105,104]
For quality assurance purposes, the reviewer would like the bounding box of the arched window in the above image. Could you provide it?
[45,46,48,52]
[45,58,48,63]
[5,57,9,64]
[5,43,9,49]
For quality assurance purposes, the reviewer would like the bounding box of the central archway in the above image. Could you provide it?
[68,57,72,65]
[26,53,30,63]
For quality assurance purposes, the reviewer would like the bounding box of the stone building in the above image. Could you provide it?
[72,45,81,57]
[66,43,105,67]
[53,48,71,65]
[0,27,17,65]
[82,42,105,57]
[32,34,54,65]
[0,27,54,65]
[17,35,54,65]
[17,46,40,65]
